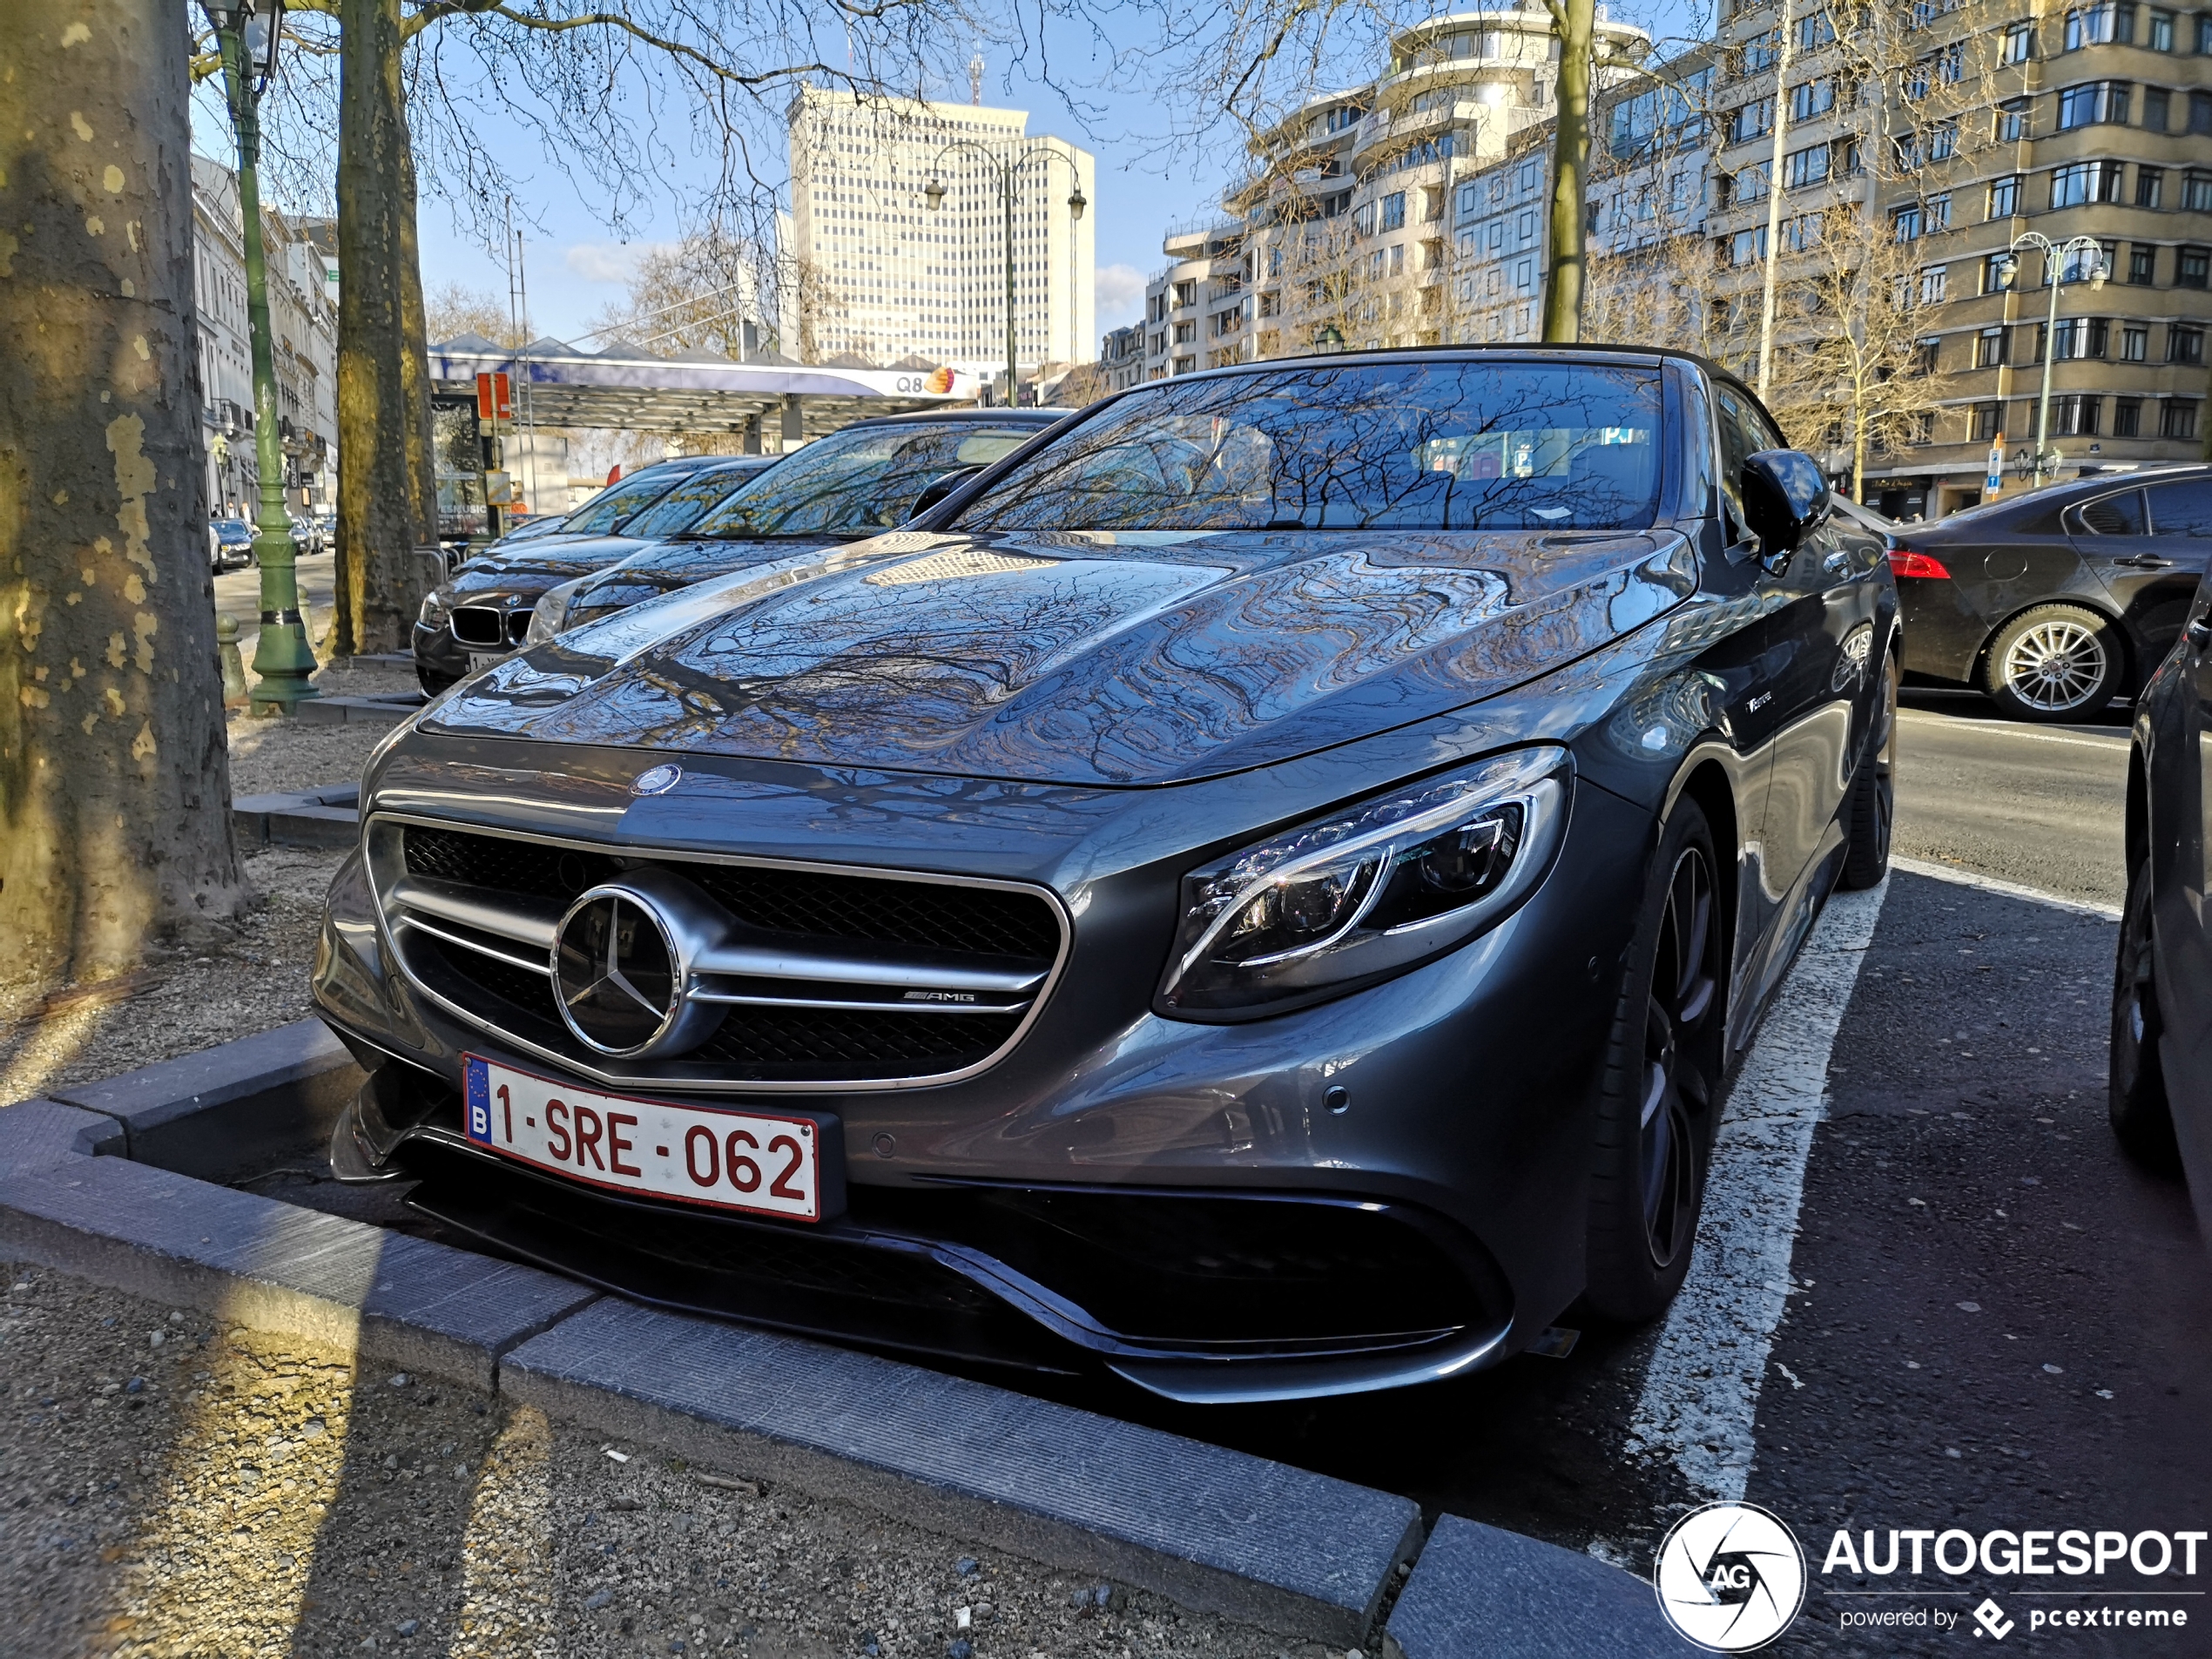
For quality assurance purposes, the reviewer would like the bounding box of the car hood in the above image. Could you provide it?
[423,525,1696,787]
[448,536,646,598]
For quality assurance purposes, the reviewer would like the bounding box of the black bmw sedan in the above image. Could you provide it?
[2112,561,2212,1246]
[528,408,1067,641]
[1886,464,2212,722]
[314,348,1898,1402]
[413,455,776,694]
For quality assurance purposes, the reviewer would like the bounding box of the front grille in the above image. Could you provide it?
[448,607,507,647]
[372,816,1065,1091]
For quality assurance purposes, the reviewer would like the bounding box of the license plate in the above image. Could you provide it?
[467,651,507,674]
[461,1055,840,1222]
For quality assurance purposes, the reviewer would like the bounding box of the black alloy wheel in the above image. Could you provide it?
[2109,856,2181,1172]
[1587,799,1728,1322]
[1841,645,1898,889]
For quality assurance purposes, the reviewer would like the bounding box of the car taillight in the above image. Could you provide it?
[1888,547,1951,579]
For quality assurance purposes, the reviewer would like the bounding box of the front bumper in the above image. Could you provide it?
[312,767,1650,1401]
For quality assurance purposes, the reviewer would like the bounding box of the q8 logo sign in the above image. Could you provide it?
[1654,1501,1809,1651]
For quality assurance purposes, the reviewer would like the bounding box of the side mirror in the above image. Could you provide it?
[907,464,981,522]
[1741,448,1832,564]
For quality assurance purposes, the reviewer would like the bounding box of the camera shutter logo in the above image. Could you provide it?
[1654,1501,1808,1652]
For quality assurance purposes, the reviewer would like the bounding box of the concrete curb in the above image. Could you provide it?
[49,1017,362,1180]
[500,1297,1420,1645]
[0,1154,597,1388]
[233,785,361,850]
[0,1024,1685,1651]
[1385,1514,1696,1656]
[297,692,423,726]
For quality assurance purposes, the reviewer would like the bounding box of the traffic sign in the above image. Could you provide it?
[475,371,513,423]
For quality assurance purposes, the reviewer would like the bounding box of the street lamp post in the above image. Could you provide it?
[1991,231,2109,489]
[923,145,1086,408]
[203,0,316,713]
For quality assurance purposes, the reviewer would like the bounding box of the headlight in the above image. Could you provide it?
[419,588,453,626]
[1157,746,1570,1019]
[525,577,584,645]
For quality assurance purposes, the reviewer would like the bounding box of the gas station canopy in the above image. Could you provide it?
[428,334,980,442]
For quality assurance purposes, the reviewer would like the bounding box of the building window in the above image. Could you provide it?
[1741,27,1781,72]
[1988,174,2022,217]
[1172,320,1195,344]
[2053,395,2101,435]
[2054,315,2110,357]
[1983,253,2013,293]
[2003,19,2036,59]
[2145,86,2172,129]
[1920,265,1949,304]
[1380,192,1406,231]
[1797,9,1837,48]
[2149,6,2177,47]
[1790,78,1835,121]
[2129,244,2159,282]
[1997,97,2031,142]
[2051,160,2127,206]
[1978,327,2010,367]
[1732,226,1769,266]
[1730,99,1775,144]
[1910,410,1938,444]
[1514,258,1536,295]
[1734,165,1771,205]
[1459,182,1480,217]
[1173,280,1197,307]
[2122,322,2150,358]
[2161,399,2199,438]
[1784,145,1831,189]
[2191,90,2212,132]
[2064,2,2136,49]
[2138,165,2168,206]
[1894,203,1925,240]
[2187,172,2212,210]
[2114,397,2143,435]
[2057,81,2132,128]
[2182,245,2212,287]
[2199,11,2212,48]
[2169,324,2205,362]
[1972,402,2004,441]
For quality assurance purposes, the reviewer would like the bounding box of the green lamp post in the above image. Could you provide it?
[204,0,317,712]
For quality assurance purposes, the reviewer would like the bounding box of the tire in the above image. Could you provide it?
[1585,798,1728,1323]
[2110,857,2182,1172]
[1840,645,1899,890]
[1982,604,2123,722]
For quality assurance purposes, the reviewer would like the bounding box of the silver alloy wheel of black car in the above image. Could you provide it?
[1985,604,2122,720]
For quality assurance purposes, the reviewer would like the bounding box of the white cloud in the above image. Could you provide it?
[1094,262,1147,328]
[563,241,671,285]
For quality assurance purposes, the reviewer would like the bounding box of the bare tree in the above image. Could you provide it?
[2,0,249,1014]
[426,279,529,345]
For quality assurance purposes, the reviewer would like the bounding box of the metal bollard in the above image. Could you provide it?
[218,614,250,709]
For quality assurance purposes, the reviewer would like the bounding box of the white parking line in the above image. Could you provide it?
[1892,855,2122,921]
[1897,711,2128,753]
[1625,878,1889,1502]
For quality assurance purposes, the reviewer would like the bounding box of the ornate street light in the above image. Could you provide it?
[921,142,1087,407]
[1991,231,2109,489]
[201,0,317,712]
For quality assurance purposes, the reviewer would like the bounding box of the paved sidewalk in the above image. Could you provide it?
[0,1262,1345,1659]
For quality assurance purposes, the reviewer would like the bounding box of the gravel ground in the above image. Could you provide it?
[0,661,409,1109]
[0,1264,1348,1659]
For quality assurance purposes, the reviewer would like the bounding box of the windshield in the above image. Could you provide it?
[560,469,693,536]
[691,421,1043,537]
[213,519,250,536]
[619,465,764,539]
[954,362,1664,532]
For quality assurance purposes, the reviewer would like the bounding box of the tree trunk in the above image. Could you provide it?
[336,0,435,654]
[1541,0,1595,342]
[0,0,249,1008]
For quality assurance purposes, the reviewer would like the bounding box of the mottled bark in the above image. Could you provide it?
[335,0,435,654]
[0,0,248,1006]
[1541,0,1595,343]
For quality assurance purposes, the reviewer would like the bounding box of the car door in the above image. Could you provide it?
[2134,477,2212,674]
[2158,569,2212,1237]
[2067,485,2165,673]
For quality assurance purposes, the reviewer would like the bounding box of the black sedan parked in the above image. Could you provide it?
[412,456,777,694]
[1886,464,2212,721]
[487,454,724,552]
[314,348,1897,1402]
[2114,559,2212,1249]
[531,408,1067,640]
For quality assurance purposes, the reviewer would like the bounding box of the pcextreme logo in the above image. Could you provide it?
[1655,1502,1810,1652]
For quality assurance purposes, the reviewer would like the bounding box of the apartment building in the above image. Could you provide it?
[787,88,1096,387]
[1706,0,2212,516]
[1100,323,1145,389]
[190,156,337,517]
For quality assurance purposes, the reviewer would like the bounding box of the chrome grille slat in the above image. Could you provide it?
[367,813,1069,1093]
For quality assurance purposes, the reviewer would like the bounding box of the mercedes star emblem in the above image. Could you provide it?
[631,764,682,797]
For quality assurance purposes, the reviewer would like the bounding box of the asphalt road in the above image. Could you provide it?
[235,684,2210,1654]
